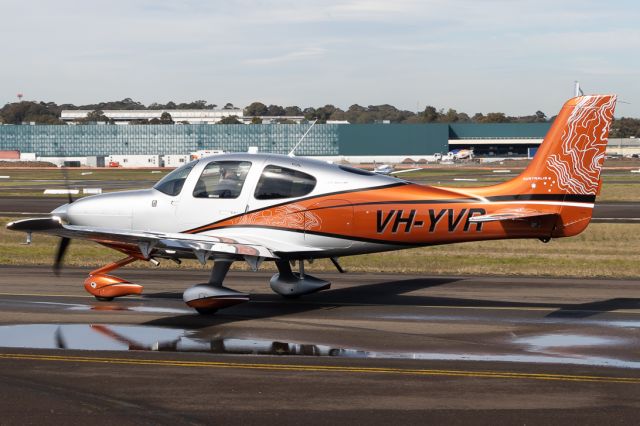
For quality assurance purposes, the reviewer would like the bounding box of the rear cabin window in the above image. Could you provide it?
[193,161,251,199]
[254,165,316,200]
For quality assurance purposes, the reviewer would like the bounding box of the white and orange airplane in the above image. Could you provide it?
[8,95,616,314]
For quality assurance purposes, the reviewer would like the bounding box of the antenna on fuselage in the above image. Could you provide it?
[288,119,317,157]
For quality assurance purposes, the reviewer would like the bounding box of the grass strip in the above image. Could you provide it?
[1,217,638,279]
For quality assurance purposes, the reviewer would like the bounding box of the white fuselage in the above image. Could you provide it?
[53,154,402,258]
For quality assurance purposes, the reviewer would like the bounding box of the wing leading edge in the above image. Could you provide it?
[6,217,293,262]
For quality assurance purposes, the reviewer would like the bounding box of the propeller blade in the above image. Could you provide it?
[53,237,71,275]
[61,166,74,204]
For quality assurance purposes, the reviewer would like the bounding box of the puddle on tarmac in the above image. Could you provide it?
[513,334,622,349]
[0,324,358,356]
[377,313,640,329]
[0,324,639,369]
[29,301,192,315]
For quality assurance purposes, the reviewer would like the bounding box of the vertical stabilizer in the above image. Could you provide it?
[505,95,616,198]
[471,95,617,237]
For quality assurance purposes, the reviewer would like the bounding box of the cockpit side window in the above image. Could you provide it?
[254,165,317,200]
[193,161,252,199]
[153,161,196,196]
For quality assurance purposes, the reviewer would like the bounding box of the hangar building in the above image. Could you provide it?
[60,108,244,125]
[0,122,554,163]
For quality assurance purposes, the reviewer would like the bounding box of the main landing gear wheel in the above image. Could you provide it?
[94,296,114,302]
[184,285,249,313]
[183,259,249,315]
[270,260,330,298]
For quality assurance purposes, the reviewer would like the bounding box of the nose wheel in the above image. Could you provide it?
[84,256,143,300]
[84,273,143,300]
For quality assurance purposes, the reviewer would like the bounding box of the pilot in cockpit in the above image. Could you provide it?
[215,167,240,198]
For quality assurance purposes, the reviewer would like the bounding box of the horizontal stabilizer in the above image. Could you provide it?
[469,209,557,223]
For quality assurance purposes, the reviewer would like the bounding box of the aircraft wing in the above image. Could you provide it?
[468,209,557,223]
[6,217,295,260]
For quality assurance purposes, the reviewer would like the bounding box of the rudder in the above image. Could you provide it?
[472,95,617,238]
[517,95,616,197]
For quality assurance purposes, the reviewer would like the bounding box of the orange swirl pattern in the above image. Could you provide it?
[231,203,322,229]
[546,95,616,195]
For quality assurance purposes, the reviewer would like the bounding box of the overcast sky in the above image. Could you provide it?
[1,0,638,117]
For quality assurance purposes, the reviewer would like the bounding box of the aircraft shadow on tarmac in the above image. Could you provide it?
[140,277,640,328]
[546,298,640,319]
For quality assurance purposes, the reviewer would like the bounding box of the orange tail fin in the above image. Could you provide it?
[512,94,617,196]
[472,95,617,237]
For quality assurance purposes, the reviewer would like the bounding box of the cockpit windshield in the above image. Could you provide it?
[153,161,197,196]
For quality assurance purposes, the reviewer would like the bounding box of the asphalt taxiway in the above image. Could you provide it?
[0,266,639,424]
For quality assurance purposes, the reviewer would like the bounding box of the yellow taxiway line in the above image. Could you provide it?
[0,352,638,384]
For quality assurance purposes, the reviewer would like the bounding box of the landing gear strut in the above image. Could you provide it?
[270,260,330,298]
[84,256,143,301]
[183,257,249,314]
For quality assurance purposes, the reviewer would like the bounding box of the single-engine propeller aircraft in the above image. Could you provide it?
[446,148,474,161]
[373,162,423,175]
[8,95,616,314]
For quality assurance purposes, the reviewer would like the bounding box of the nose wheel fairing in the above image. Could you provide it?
[84,274,143,300]
[84,256,143,300]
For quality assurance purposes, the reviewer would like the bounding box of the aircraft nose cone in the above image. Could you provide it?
[51,203,70,222]
[51,192,136,229]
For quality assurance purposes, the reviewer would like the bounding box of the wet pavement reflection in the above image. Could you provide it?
[0,323,638,369]
[513,334,623,349]
[27,300,193,315]
[375,312,640,329]
[0,324,362,356]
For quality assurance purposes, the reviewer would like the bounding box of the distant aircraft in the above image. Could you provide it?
[373,154,442,175]
[8,95,616,315]
[447,148,474,161]
[373,163,422,175]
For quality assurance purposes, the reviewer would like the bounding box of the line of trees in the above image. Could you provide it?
[1,99,639,137]
[244,101,550,125]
